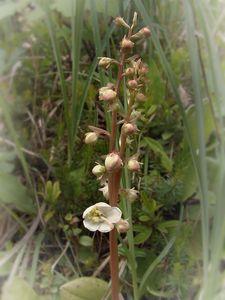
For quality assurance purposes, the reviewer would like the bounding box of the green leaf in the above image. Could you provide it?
[1,277,46,300]
[143,137,173,172]
[60,277,109,300]
[0,173,35,213]
[134,231,152,245]
[79,236,93,247]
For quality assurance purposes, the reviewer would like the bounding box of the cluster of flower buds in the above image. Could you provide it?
[83,13,151,233]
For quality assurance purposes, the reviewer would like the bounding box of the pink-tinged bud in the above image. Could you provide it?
[125,67,135,77]
[99,185,109,200]
[127,79,138,90]
[127,158,141,172]
[141,27,151,38]
[98,57,113,68]
[114,17,130,29]
[116,219,130,233]
[84,132,99,144]
[136,93,147,102]
[105,153,123,173]
[92,164,106,177]
[121,38,134,52]
[99,88,117,101]
[122,123,137,135]
[131,27,151,41]
[139,64,149,75]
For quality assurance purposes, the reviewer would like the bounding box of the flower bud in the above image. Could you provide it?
[122,123,137,135]
[99,88,117,101]
[136,93,147,102]
[92,164,106,177]
[127,79,138,90]
[125,67,135,77]
[116,219,130,233]
[141,27,151,38]
[98,57,113,68]
[139,64,149,75]
[105,153,123,173]
[122,188,139,202]
[99,185,109,200]
[114,17,130,29]
[127,158,141,172]
[131,27,151,41]
[85,132,99,144]
[121,38,134,52]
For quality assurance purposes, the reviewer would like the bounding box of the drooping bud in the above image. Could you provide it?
[127,158,141,172]
[136,93,147,102]
[116,219,130,233]
[122,188,139,202]
[98,57,114,69]
[105,153,123,173]
[141,27,151,38]
[127,79,138,90]
[84,132,99,144]
[125,67,135,77]
[131,27,151,41]
[139,64,149,75]
[99,87,117,101]
[109,102,120,112]
[92,164,106,177]
[122,123,137,135]
[121,38,134,52]
[99,184,109,200]
[130,110,142,122]
[114,17,130,29]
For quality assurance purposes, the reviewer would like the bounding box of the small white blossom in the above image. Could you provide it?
[83,202,122,233]
[99,184,109,200]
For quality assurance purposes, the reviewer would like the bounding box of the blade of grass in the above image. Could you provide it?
[183,0,209,286]
[44,3,71,163]
[192,1,225,298]
[71,0,86,141]
[28,232,45,287]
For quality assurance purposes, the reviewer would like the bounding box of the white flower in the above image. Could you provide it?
[83,202,122,233]
[99,184,109,200]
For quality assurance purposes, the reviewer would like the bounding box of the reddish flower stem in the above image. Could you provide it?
[108,28,132,300]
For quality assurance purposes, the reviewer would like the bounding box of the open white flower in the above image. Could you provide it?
[83,202,122,233]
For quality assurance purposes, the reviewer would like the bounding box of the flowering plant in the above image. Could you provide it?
[83,13,151,300]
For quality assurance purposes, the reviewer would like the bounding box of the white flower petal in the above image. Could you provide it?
[83,219,100,231]
[98,222,114,233]
[107,207,122,223]
[83,205,95,218]
[95,202,111,208]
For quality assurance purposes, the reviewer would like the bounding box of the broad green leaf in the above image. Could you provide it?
[1,277,46,300]
[143,137,173,172]
[134,229,152,245]
[60,277,109,300]
[0,173,35,213]
[79,236,93,247]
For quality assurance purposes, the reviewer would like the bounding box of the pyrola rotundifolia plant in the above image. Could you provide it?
[83,13,151,300]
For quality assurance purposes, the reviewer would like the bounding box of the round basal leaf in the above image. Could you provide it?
[79,236,93,247]
[60,277,109,300]
[1,277,45,300]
